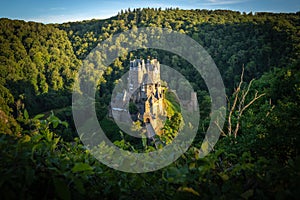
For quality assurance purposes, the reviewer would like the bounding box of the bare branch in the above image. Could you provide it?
[237,65,245,93]
[233,122,240,138]
[243,79,254,102]
[214,120,226,137]
[266,104,275,118]
[239,79,254,109]
[226,65,266,138]
[240,92,265,115]
[226,95,231,111]
[227,65,244,136]
[233,91,265,138]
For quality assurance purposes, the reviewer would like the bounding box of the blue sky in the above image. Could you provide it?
[1,0,299,23]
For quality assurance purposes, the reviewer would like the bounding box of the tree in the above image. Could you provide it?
[216,65,265,138]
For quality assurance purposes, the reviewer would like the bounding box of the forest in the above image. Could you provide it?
[0,8,299,199]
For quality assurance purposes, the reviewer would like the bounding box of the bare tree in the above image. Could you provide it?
[216,65,265,138]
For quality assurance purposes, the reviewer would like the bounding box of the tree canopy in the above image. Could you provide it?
[0,9,299,199]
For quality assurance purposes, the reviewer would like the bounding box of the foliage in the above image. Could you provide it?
[161,90,183,144]
[0,8,299,199]
[129,101,138,114]
[0,19,80,115]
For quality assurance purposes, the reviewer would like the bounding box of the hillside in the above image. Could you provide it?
[0,8,299,199]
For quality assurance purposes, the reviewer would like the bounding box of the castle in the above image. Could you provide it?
[110,57,198,138]
[110,58,166,135]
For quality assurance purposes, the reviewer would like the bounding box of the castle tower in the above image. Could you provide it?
[151,59,160,83]
[129,59,145,93]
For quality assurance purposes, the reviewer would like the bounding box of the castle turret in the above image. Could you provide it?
[151,59,160,83]
[129,59,145,93]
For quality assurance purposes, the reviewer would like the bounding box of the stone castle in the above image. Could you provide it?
[110,58,166,135]
[110,57,198,137]
[128,58,165,124]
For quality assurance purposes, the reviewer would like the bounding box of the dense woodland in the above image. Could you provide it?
[0,8,299,199]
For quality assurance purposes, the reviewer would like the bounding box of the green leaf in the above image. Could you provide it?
[72,163,93,173]
[52,120,59,128]
[142,134,147,149]
[189,162,196,169]
[33,114,44,120]
[200,140,210,155]
[178,187,200,196]
[46,131,53,141]
[24,109,29,120]
[61,121,69,128]
[20,135,31,143]
[31,134,43,143]
[31,143,42,161]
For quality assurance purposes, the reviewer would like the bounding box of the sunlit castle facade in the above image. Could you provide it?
[110,58,165,133]
[128,58,164,124]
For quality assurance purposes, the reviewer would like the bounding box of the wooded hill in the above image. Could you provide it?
[0,9,299,199]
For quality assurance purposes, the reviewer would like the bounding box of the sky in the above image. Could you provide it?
[0,0,299,24]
